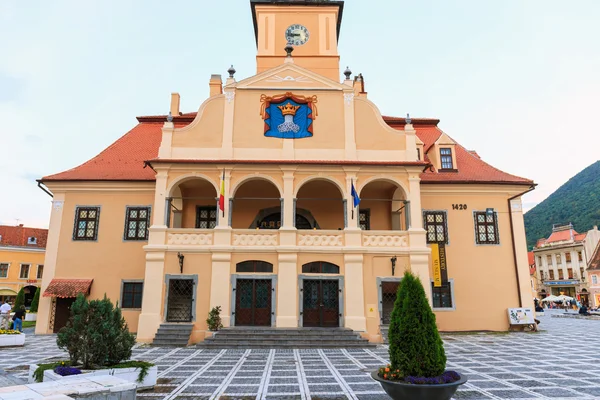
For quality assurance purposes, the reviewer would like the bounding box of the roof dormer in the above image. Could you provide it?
[427,131,457,172]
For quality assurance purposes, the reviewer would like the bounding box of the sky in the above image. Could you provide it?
[1,0,599,229]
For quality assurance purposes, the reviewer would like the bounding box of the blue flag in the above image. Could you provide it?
[351,180,360,208]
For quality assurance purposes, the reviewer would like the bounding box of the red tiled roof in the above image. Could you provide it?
[528,251,535,266]
[0,225,48,249]
[43,279,93,298]
[40,113,533,186]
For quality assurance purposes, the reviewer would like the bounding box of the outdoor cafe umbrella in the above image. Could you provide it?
[540,295,560,302]
[556,295,574,302]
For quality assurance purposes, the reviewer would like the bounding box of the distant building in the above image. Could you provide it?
[586,240,600,308]
[0,224,47,306]
[533,224,600,305]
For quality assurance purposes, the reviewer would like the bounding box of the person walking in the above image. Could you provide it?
[12,306,26,332]
[0,300,11,330]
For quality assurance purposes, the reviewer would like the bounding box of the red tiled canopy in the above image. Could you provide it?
[43,279,93,298]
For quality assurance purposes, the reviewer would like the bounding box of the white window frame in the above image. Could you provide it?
[431,278,456,311]
[592,275,598,285]
[19,264,30,279]
[0,262,9,279]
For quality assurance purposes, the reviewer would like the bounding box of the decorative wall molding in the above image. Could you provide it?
[298,233,343,247]
[362,233,408,247]
[233,233,278,246]
[167,233,213,246]
[344,93,354,106]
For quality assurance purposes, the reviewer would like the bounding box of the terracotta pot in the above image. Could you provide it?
[371,370,467,400]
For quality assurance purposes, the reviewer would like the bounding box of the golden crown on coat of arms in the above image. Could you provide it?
[278,102,301,116]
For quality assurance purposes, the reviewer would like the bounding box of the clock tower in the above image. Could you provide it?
[251,0,344,81]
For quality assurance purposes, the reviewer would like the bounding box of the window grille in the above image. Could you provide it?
[195,206,217,229]
[423,211,448,244]
[473,211,499,244]
[73,207,100,241]
[122,282,143,308]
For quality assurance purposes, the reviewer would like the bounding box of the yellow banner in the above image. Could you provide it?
[431,243,441,287]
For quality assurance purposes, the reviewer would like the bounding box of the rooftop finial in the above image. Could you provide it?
[344,66,352,80]
[167,111,173,123]
[406,113,411,124]
[228,65,236,78]
[285,42,294,58]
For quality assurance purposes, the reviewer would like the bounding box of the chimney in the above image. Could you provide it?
[353,73,367,97]
[170,93,180,116]
[209,75,223,97]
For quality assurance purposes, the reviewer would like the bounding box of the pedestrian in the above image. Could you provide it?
[0,300,11,330]
[11,306,26,332]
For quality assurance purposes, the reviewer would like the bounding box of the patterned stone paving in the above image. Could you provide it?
[1,310,599,399]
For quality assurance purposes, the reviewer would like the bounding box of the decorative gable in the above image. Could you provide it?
[427,131,458,171]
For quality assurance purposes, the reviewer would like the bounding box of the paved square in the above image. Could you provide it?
[1,311,599,399]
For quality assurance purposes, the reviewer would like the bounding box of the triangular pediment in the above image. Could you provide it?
[228,63,348,91]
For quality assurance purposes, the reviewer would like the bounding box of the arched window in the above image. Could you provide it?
[236,261,274,273]
[302,262,340,274]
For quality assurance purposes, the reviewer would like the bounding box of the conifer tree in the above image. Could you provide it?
[29,287,41,313]
[14,288,25,310]
[388,271,446,377]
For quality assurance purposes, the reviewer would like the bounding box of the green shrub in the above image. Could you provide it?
[387,271,446,378]
[29,287,41,313]
[14,288,25,310]
[206,306,223,331]
[56,294,135,369]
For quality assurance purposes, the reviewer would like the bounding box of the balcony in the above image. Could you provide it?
[165,228,411,250]
[161,176,415,250]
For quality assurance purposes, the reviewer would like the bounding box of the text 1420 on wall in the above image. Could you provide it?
[452,204,468,210]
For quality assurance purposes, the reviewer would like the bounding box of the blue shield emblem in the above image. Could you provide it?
[261,93,318,139]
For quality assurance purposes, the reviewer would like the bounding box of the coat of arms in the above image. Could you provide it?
[260,92,318,139]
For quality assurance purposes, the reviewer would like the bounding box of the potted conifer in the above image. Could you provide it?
[371,271,467,400]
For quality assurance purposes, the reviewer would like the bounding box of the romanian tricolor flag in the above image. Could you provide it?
[219,170,225,216]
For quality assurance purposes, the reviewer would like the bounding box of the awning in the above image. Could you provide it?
[43,279,93,298]
[0,289,17,296]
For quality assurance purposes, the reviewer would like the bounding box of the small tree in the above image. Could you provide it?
[14,288,25,310]
[388,271,446,378]
[57,294,135,369]
[29,287,41,313]
[206,306,223,331]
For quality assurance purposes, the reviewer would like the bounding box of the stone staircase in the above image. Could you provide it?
[152,323,193,346]
[200,327,376,349]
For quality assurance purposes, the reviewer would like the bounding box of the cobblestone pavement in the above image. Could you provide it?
[1,311,599,399]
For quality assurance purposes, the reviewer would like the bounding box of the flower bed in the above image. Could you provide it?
[377,365,461,384]
[30,361,157,389]
[0,330,25,347]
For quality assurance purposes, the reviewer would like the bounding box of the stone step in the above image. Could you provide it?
[156,324,194,331]
[198,342,377,349]
[214,329,357,336]
[152,323,193,347]
[203,338,369,345]
[152,338,190,346]
[155,333,193,340]
[207,334,367,341]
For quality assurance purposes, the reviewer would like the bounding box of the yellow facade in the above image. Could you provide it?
[36,1,534,342]
[0,244,45,304]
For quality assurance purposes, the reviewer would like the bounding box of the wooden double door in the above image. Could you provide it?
[302,279,340,327]
[235,279,272,326]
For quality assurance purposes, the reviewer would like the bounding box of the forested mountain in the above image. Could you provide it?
[524,160,600,250]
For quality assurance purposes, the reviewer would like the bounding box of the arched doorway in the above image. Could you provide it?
[359,179,408,230]
[249,207,316,230]
[231,179,282,229]
[168,178,218,229]
[296,179,344,230]
[23,285,38,307]
[301,261,341,327]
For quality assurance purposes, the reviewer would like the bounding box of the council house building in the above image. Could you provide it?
[36,0,534,344]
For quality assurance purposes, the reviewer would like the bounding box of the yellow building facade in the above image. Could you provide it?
[0,225,47,305]
[36,0,534,343]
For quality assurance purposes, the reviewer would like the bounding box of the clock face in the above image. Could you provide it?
[285,24,310,46]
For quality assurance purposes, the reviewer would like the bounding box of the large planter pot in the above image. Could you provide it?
[371,370,467,400]
[31,363,158,389]
[25,313,37,322]
[0,332,25,347]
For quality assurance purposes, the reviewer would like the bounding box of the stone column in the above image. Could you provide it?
[210,253,232,327]
[408,175,423,230]
[344,254,366,331]
[36,194,65,335]
[276,253,298,327]
[137,170,169,342]
[279,169,297,246]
